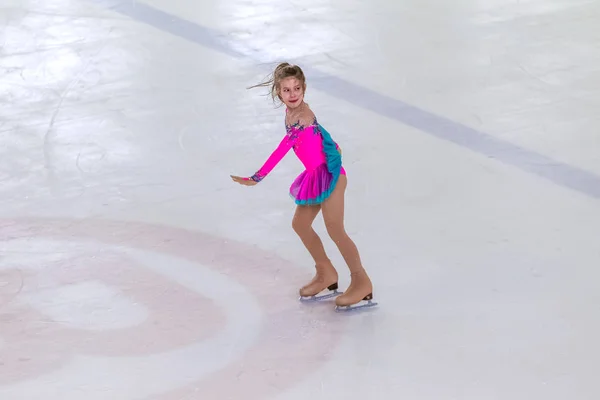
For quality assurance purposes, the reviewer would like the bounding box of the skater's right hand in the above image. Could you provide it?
[230,175,258,186]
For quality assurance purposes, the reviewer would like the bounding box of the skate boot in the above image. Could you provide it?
[299,262,342,302]
[334,269,377,312]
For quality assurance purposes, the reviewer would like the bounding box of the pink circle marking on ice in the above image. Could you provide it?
[0,218,348,398]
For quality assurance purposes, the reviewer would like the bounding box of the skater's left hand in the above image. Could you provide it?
[230,175,257,186]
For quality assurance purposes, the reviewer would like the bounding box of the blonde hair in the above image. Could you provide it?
[248,62,306,105]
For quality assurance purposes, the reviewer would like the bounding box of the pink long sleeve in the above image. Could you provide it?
[250,134,297,182]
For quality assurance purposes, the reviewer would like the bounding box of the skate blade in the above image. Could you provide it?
[334,299,378,312]
[299,290,343,303]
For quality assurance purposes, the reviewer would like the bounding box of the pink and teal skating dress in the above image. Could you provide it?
[249,115,346,205]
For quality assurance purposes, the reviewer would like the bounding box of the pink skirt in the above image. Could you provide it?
[289,163,346,206]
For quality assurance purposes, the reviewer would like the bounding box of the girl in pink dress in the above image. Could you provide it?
[231,63,376,311]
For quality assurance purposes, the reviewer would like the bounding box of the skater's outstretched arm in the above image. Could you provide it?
[230,133,296,185]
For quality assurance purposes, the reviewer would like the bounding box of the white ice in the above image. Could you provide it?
[1,0,600,399]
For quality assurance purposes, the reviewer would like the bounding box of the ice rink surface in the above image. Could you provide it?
[2,0,600,398]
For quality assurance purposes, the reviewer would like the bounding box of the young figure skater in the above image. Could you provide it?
[231,63,376,311]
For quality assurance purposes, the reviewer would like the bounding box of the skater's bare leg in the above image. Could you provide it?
[292,204,338,296]
[321,175,373,306]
